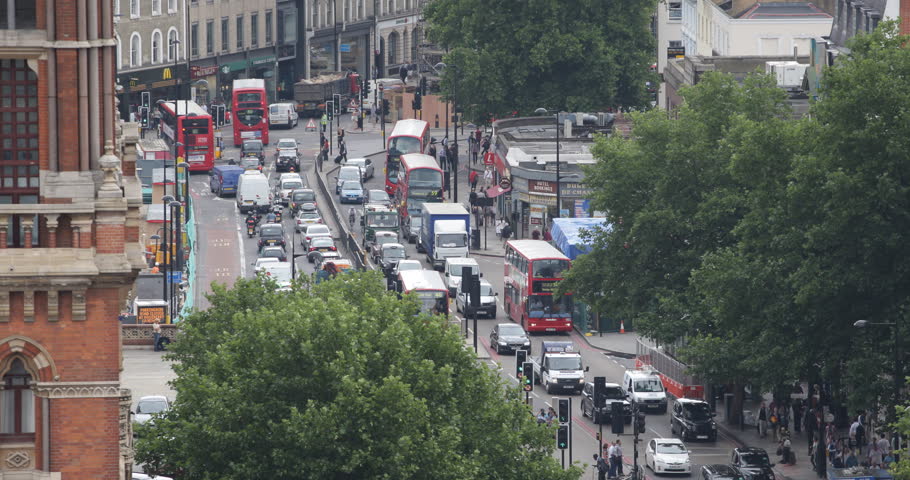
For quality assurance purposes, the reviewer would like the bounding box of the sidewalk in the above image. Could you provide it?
[575,331,641,358]
[714,396,821,480]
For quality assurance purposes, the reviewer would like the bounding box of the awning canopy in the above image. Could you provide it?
[484,185,511,198]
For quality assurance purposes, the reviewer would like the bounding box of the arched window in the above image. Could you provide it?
[411,28,419,61]
[151,30,162,64]
[0,359,35,436]
[387,31,399,65]
[312,1,319,29]
[167,28,179,62]
[129,32,142,67]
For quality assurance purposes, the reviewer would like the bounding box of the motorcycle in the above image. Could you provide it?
[247,223,255,238]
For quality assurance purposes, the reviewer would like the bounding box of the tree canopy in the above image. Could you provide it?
[562,21,910,414]
[423,0,657,121]
[135,273,582,480]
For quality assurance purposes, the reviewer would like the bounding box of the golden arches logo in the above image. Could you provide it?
[162,68,172,80]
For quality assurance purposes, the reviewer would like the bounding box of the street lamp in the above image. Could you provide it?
[149,234,161,268]
[169,200,183,321]
[535,107,562,219]
[854,319,903,419]
[436,62,458,202]
[176,161,190,206]
[161,195,175,320]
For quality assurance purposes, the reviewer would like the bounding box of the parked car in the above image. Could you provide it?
[488,323,530,355]
[730,447,775,480]
[295,205,323,232]
[344,157,375,180]
[700,464,749,480]
[241,139,265,165]
[366,189,392,207]
[670,398,717,441]
[301,224,332,249]
[339,180,364,204]
[306,237,338,263]
[258,245,287,262]
[645,438,692,475]
[133,395,170,426]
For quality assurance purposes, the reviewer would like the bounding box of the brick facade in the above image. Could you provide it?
[0,1,145,480]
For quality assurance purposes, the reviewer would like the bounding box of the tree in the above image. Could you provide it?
[891,392,910,480]
[423,0,657,121]
[136,273,582,480]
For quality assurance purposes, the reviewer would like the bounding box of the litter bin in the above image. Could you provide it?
[724,393,734,424]
[471,230,481,249]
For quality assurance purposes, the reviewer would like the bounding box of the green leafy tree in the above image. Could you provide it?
[136,274,582,480]
[423,0,657,120]
[891,393,910,480]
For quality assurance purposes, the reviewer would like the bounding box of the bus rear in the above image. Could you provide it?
[398,270,448,316]
[504,240,573,333]
[181,114,214,172]
[232,79,269,146]
[395,154,443,226]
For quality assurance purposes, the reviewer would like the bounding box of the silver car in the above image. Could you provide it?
[344,158,375,181]
[366,189,392,207]
[133,395,170,426]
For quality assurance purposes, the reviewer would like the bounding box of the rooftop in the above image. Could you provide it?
[736,2,831,18]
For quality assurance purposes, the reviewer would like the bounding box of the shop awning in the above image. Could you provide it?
[485,185,511,198]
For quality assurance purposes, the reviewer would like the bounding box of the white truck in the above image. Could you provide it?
[532,341,588,395]
[765,61,808,93]
[418,203,471,270]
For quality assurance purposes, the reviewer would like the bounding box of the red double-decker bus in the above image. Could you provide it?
[158,100,214,172]
[232,79,269,146]
[394,153,443,241]
[504,240,573,333]
[386,119,430,194]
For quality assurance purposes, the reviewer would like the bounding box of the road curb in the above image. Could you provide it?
[570,327,637,359]
[471,250,504,258]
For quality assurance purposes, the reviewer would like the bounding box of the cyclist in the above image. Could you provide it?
[348,207,357,228]
[265,210,277,224]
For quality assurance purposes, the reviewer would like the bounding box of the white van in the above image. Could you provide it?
[623,369,668,413]
[269,103,299,129]
[443,257,480,297]
[237,171,272,213]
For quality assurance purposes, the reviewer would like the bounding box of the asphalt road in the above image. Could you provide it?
[189,117,742,475]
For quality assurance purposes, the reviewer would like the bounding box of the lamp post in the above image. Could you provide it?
[169,200,183,321]
[149,234,161,268]
[854,319,903,419]
[161,195,175,320]
[535,108,562,218]
[176,161,189,206]
[436,62,458,202]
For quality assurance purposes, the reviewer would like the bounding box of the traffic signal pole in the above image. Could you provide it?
[569,397,573,467]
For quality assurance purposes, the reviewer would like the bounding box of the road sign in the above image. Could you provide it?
[340,44,351,52]
[305,119,317,131]
[499,177,511,189]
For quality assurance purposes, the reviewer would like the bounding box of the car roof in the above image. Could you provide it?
[496,323,524,330]
[382,243,405,249]
[346,158,367,163]
[477,279,494,288]
[735,447,768,454]
[626,369,660,378]
[262,245,284,251]
[654,438,685,445]
[677,398,709,405]
[306,224,330,231]
[705,464,740,475]
[396,259,421,268]
[255,258,280,264]
[138,395,168,402]
[368,189,387,195]
[585,381,622,388]
[278,138,296,143]
[446,257,479,265]
[375,230,396,236]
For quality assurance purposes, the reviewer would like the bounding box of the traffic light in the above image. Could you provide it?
[516,349,527,377]
[594,376,607,408]
[363,80,371,96]
[420,76,428,96]
[413,91,422,111]
[141,91,151,109]
[139,106,149,128]
[635,408,646,434]
[382,99,390,116]
[214,105,226,126]
[557,425,569,450]
[611,401,625,434]
[521,362,534,391]
[557,398,570,424]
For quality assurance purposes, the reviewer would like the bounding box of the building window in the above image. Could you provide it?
[0,59,40,223]
[344,0,350,22]
[206,20,214,55]
[387,0,393,15]
[190,23,199,57]
[0,359,35,437]
[236,15,244,49]
[151,30,162,63]
[357,0,364,19]
[114,0,120,17]
[313,1,319,29]
[129,32,142,66]
[265,11,273,45]
[388,32,398,65]
[152,0,161,15]
[250,13,258,48]
[669,2,682,19]
[167,28,179,62]
[221,17,229,52]
[115,35,122,69]
[130,0,139,18]
[168,0,177,13]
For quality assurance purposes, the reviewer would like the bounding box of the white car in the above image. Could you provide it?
[133,395,170,426]
[645,438,691,475]
[301,224,332,249]
[276,138,299,155]
[133,474,174,480]
[344,157,375,180]
[253,257,280,270]
[295,206,323,232]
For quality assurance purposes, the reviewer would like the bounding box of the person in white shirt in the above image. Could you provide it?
[614,439,624,475]
[607,442,618,479]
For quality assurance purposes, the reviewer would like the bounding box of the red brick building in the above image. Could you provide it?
[0,2,144,480]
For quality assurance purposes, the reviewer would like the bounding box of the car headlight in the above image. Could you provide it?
[578,378,585,383]
[711,423,717,429]
[523,341,530,345]
[498,340,507,345]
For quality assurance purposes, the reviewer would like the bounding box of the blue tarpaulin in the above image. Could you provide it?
[550,217,610,260]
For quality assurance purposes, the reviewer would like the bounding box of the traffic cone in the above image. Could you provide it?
[619,320,626,334]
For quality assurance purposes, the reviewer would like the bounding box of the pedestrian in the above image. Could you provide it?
[543,229,552,242]
[536,409,547,424]
[428,141,437,161]
[758,401,769,438]
[471,134,480,164]
[868,438,883,467]
[438,141,447,169]
[779,432,793,465]
[449,143,458,170]
[614,439,624,475]
[547,407,557,426]
[481,135,491,156]
[532,230,541,240]
[321,113,328,132]
[779,404,790,436]
[793,399,803,434]
[607,441,618,479]
[850,416,861,449]
[474,127,482,145]
[845,448,859,468]
[495,218,504,239]
[152,321,161,352]
[806,408,817,451]
[501,222,512,241]
[596,452,610,480]
[339,140,348,162]
[337,127,345,144]
[469,170,478,191]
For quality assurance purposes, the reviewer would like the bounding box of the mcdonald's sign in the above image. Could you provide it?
[162,67,172,80]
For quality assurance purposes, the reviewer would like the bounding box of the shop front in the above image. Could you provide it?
[508,176,595,239]
[116,64,189,121]
[218,52,278,105]
[190,64,219,105]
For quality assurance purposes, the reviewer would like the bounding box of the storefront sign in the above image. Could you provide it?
[395,18,410,24]
[667,46,686,58]
[574,199,591,218]
[137,305,166,324]
[529,180,557,194]
[277,44,297,60]
[191,65,219,79]
[519,192,557,207]
[560,182,593,198]
[251,55,277,66]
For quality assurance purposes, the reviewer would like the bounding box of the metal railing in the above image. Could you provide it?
[313,160,369,271]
